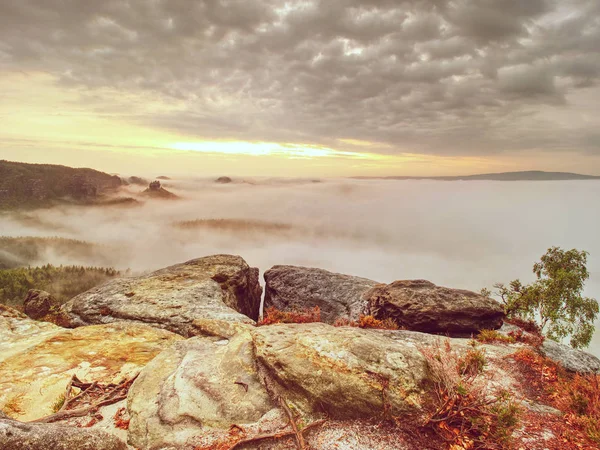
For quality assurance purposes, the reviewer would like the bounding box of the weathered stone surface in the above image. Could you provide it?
[252,323,428,419]
[367,280,505,334]
[128,330,279,450]
[0,308,181,421]
[263,265,378,324]
[0,418,127,450]
[541,339,600,374]
[59,255,262,336]
[23,289,60,320]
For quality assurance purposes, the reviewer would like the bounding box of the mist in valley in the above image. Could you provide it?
[2,177,599,357]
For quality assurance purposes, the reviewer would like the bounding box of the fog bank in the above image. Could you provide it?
[2,178,599,356]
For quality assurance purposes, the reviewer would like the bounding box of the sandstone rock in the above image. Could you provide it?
[252,323,428,419]
[142,180,179,199]
[263,266,378,323]
[23,289,60,320]
[0,309,181,421]
[367,280,505,334]
[541,339,600,374]
[0,418,127,450]
[128,330,280,450]
[59,255,262,336]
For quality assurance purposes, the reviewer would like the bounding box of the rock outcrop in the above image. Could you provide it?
[128,328,281,449]
[23,289,60,320]
[367,280,505,334]
[141,180,178,199]
[127,176,148,186]
[59,255,262,336]
[253,323,428,419]
[263,266,378,323]
[541,339,600,374]
[0,418,128,450]
[0,306,181,421]
[215,176,233,183]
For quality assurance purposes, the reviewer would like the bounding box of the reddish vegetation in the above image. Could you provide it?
[334,315,400,330]
[113,407,130,430]
[258,306,322,325]
[420,341,521,449]
[507,328,545,348]
[505,317,542,335]
[508,348,600,448]
[259,308,400,330]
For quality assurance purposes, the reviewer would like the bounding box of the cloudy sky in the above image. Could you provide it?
[1,0,600,176]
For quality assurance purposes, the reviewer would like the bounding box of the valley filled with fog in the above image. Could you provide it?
[2,177,599,356]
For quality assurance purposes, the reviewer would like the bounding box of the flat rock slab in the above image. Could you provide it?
[128,329,280,450]
[59,254,262,337]
[263,265,378,323]
[367,280,505,334]
[0,418,127,450]
[252,323,428,419]
[0,309,181,421]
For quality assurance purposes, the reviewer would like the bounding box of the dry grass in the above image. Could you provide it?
[420,340,521,449]
[476,329,516,344]
[259,306,322,325]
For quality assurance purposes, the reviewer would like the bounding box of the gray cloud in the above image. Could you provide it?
[1,0,600,156]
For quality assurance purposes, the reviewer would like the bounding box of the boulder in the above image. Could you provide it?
[59,255,262,337]
[252,323,428,419]
[263,265,378,324]
[367,280,505,334]
[128,329,281,450]
[23,289,60,320]
[0,418,127,450]
[0,307,181,421]
[541,339,600,374]
[215,176,233,184]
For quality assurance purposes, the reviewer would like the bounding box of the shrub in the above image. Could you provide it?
[333,315,399,330]
[476,329,516,344]
[259,306,321,325]
[507,328,545,348]
[511,348,600,444]
[420,340,521,449]
[505,317,542,335]
[554,373,600,443]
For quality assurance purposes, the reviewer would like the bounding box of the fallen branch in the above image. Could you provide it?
[278,396,307,449]
[228,419,327,450]
[30,374,138,424]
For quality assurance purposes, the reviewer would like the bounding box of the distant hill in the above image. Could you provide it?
[0,237,115,269]
[354,171,600,181]
[0,160,126,209]
[141,180,179,199]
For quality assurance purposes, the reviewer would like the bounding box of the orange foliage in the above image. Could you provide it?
[507,328,545,348]
[511,348,600,445]
[334,315,399,330]
[113,407,130,430]
[259,306,321,325]
[505,317,542,335]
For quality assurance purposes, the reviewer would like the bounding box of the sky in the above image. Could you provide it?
[1,0,600,176]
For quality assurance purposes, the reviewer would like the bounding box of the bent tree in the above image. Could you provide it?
[486,247,599,349]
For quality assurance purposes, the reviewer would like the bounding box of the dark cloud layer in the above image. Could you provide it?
[1,0,599,156]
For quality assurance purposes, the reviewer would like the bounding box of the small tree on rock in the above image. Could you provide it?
[486,247,599,349]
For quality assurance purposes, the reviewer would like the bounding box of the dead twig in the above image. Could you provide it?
[278,396,307,449]
[30,375,138,424]
[228,419,327,450]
